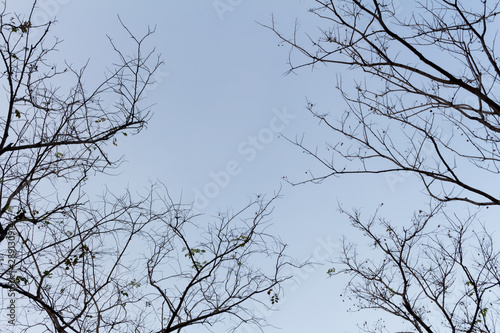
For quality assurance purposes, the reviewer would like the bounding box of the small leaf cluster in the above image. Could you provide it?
[267,289,279,305]
[10,19,31,33]
[63,244,94,270]
[182,247,208,270]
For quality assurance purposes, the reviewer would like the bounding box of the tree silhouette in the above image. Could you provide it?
[268,0,500,332]
[0,2,295,332]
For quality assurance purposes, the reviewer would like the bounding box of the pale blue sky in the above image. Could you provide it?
[8,1,436,332]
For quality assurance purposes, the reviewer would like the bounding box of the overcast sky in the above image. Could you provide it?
[8,1,435,332]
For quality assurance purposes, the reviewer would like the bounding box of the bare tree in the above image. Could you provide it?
[330,203,500,333]
[5,185,290,333]
[267,0,500,332]
[0,2,294,332]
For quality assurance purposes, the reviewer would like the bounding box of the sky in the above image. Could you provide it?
[6,1,438,332]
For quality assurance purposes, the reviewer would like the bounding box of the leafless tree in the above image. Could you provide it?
[4,185,290,333]
[330,203,500,333]
[0,2,294,332]
[267,0,500,332]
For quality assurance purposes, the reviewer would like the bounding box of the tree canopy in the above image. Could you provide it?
[0,2,295,332]
[269,0,500,332]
